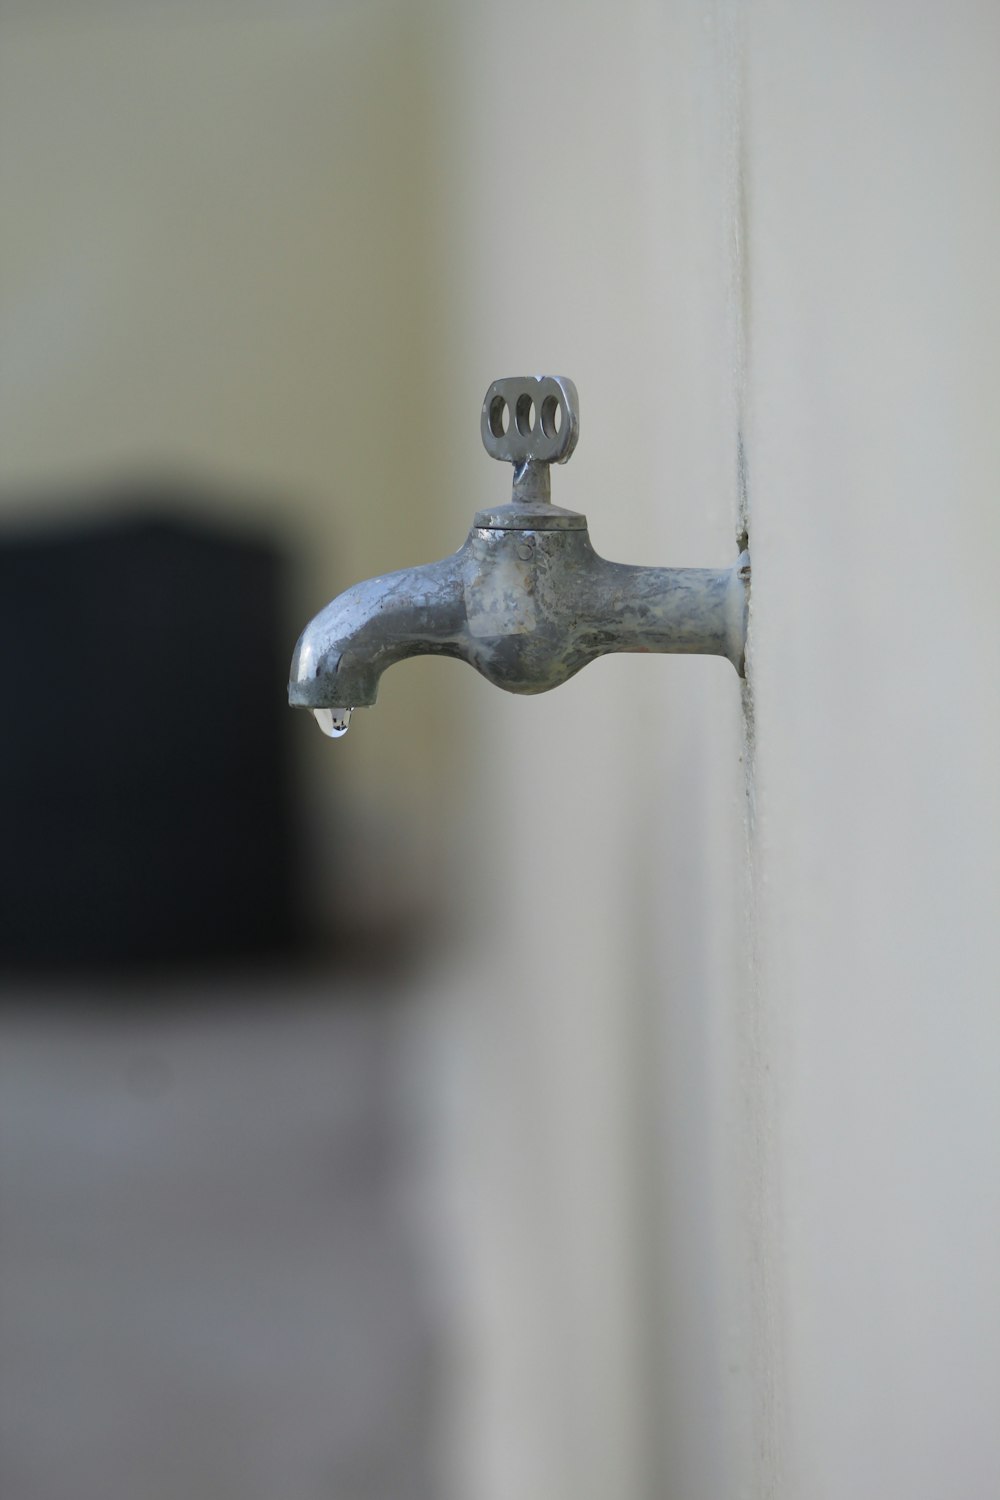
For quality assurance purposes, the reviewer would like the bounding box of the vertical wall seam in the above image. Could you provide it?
[720,1,786,1496]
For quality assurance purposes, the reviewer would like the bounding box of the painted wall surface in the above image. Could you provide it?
[3,4,999,1500]
[433,3,1000,1497]
[746,3,1000,1495]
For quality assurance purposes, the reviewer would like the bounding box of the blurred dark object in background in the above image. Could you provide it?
[0,494,296,972]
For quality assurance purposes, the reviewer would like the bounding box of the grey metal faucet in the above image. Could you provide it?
[288,376,750,737]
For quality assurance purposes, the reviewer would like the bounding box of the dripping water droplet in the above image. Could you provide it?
[313,707,353,738]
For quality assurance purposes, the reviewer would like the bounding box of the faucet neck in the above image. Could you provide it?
[511,460,551,505]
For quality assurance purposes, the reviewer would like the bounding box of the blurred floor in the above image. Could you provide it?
[0,977,435,1500]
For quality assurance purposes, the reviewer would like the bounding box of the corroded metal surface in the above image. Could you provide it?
[289,377,750,715]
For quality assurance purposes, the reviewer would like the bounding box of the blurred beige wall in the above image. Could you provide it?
[4,4,1000,1500]
[0,2,466,930]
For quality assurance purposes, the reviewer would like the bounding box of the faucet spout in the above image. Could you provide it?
[288,552,468,710]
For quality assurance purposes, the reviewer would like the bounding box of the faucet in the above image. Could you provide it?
[289,376,750,736]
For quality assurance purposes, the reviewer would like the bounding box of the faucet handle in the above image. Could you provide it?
[481,376,580,468]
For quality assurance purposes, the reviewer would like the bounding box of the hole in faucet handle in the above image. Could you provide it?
[540,394,561,436]
[515,394,535,435]
[488,395,509,437]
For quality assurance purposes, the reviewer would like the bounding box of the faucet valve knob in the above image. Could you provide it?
[481,376,580,470]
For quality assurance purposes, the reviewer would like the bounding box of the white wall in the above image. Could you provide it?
[747,2,1000,1494]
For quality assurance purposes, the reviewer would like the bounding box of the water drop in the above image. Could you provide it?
[313,706,353,738]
